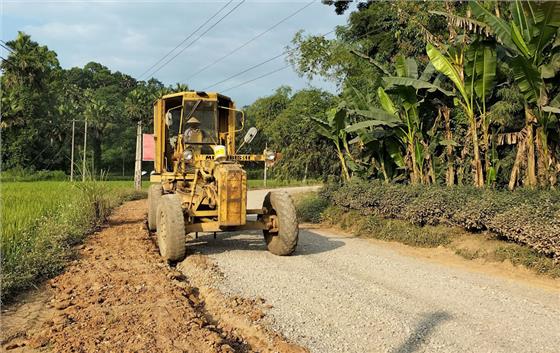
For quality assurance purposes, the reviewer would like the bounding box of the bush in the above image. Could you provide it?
[0,168,67,182]
[295,193,329,223]
[328,182,560,258]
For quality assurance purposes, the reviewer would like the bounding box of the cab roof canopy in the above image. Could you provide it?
[161,91,232,102]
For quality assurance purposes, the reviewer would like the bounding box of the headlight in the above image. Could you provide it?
[183,150,193,161]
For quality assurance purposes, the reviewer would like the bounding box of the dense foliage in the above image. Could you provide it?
[287,0,559,189]
[2,1,558,187]
[1,32,186,176]
[243,87,341,180]
[321,180,560,258]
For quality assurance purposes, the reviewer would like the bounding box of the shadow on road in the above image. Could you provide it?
[392,311,452,353]
[186,229,345,256]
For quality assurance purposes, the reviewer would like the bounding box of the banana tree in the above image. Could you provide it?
[310,106,352,181]
[464,0,560,188]
[426,40,497,187]
[378,56,454,184]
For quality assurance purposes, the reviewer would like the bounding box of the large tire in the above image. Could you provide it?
[156,194,186,261]
[148,184,163,231]
[261,191,298,256]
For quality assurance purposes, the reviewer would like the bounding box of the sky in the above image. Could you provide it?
[1,0,351,106]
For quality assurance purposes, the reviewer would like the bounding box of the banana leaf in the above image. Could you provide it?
[427,43,471,107]
[470,1,517,52]
[377,87,398,115]
[349,108,402,125]
[382,76,454,96]
[510,55,541,103]
[474,44,497,100]
[395,55,418,79]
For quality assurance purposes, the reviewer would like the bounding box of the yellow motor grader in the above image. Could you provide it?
[148,91,298,261]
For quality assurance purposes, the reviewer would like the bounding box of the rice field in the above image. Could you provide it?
[1,181,137,242]
[1,180,143,301]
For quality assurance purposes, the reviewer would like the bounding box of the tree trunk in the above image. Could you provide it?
[335,144,350,182]
[409,141,420,185]
[535,127,550,187]
[379,156,389,183]
[508,133,527,190]
[443,107,455,186]
[92,128,103,175]
[524,107,537,188]
[470,118,484,187]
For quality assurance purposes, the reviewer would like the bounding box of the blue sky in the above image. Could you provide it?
[1,0,351,106]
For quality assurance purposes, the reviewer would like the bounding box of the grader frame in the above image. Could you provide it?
[147,91,298,261]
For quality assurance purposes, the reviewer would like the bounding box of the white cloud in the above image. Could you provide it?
[2,0,350,105]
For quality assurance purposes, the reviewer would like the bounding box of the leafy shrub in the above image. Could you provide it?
[328,182,560,258]
[295,193,329,223]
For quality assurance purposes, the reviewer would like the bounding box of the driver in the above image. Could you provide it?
[184,116,205,157]
[184,116,204,144]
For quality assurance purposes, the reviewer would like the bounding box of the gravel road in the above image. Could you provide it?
[186,187,560,353]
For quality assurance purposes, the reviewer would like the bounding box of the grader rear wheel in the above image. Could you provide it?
[260,191,298,256]
[148,184,163,231]
[156,194,186,262]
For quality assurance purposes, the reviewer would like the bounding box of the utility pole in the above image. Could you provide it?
[70,119,75,181]
[264,142,268,188]
[134,121,142,190]
[82,117,88,182]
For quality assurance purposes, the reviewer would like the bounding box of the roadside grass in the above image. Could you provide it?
[1,180,146,302]
[295,192,560,278]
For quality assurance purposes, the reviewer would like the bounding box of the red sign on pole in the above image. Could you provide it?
[142,134,155,161]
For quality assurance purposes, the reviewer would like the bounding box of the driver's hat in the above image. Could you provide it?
[186,116,200,125]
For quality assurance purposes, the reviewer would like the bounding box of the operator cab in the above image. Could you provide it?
[155,91,240,174]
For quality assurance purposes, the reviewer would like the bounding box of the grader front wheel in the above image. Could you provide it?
[156,194,186,262]
[261,191,298,256]
[148,184,163,231]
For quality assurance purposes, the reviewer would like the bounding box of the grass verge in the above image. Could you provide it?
[1,180,146,303]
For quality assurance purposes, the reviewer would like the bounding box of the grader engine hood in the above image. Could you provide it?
[215,164,247,227]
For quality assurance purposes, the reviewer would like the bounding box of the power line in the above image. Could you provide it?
[144,0,246,79]
[0,56,17,69]
[138,0,233,80]
[186,0,315,82]
[218,28,380,94]
[221,64,290,93]
[0,43,14,53]
[201,29,335,91]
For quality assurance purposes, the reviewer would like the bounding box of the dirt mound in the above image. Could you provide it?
[1,199,305,353]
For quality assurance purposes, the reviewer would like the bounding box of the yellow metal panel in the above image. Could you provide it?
[216,164,246,226]
[153,99,165,173]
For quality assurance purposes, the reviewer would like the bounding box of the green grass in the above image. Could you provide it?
[0,180,145,302]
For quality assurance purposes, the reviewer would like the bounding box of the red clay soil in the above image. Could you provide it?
[1,199,305,353]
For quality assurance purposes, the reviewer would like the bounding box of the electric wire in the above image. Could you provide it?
[217,28,379,93]
[1,42,14,53]
[185,0,315,82]
[138,0,233,80]
[144,0,246,79]
[221,64,290,93]
[201,29,335,91]
[0,56,17,69]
